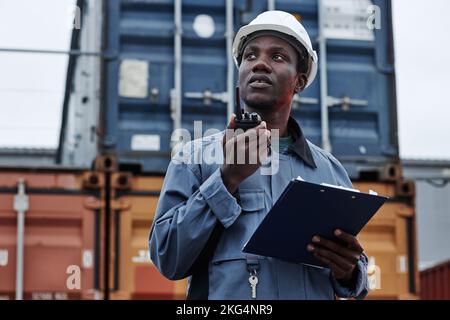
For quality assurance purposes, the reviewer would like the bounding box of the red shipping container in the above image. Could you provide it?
[0,171,97,300]
[421,260,450,300]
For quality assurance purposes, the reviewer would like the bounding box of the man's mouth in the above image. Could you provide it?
[248,75,273,89]
[249,81,272,89]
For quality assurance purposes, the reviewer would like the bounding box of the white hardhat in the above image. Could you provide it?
[233,10,318,89]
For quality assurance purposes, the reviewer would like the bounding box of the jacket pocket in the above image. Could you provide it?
[303,265,335,300]
[211,252,266,265]
[214,189,265,257]
[209,254,266,300]
[239,189,265,213]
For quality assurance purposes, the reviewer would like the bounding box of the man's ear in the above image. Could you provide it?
[294,73,308,93]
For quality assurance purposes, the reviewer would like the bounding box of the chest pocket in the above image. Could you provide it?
[209,190,268,299]
[239,189,265,213]
[212,189,265,261]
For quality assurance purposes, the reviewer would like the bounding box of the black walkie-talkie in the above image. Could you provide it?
[234,87,261,131]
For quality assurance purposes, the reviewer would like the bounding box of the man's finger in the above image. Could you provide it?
[235,130,260,145]
[308,244,355,271]
[312,236,360,264]
[235,127,270,145]
[223,128,237,148]
[244,121,267,137]
[312,252,331,267]
[313,253,347,279]
[223,114,240,148]
[226,113,236,129]
[334,229,364,254]
[255,120,267,130]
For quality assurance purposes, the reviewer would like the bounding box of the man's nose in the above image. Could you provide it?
[252,56,272,73]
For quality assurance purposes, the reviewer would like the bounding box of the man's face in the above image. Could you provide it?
[238,35,304,111]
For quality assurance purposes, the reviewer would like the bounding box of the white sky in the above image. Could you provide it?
[0,0,74,148]
[392,0,450,160]
[0,0,449,160]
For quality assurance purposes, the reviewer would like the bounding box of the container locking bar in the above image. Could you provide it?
[13,179,29,300]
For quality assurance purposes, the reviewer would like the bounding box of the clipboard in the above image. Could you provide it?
[242,178,388,267]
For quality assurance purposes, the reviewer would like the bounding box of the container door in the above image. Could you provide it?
[355,181,418,299]
[0,172,98,300]
[110,176,187,299]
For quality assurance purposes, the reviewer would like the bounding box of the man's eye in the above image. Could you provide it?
[272,54,285,61]
[245,53,256,60]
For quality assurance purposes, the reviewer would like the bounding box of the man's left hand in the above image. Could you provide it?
[307,229,364,282]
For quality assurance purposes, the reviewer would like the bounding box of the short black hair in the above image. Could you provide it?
[296,43,309,75]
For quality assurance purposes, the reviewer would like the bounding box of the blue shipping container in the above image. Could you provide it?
[61,0,399,178]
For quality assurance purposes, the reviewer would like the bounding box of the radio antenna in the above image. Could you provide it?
[235,86,243,120]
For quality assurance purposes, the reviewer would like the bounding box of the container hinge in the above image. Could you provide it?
[185,90,229,106]
[84,197,130,212]
[111,199,131,211]
[84,197,103,210]
[13,179,29,213]
[327,96,368,111]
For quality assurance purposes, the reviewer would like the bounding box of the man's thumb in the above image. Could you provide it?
[227,113,236,129]
[223,114,236,148]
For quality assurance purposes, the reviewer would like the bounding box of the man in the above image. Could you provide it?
[149,10,369,300]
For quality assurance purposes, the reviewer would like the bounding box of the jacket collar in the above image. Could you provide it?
[286,116,317,169]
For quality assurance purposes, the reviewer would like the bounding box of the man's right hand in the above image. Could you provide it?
[220,115,271,194]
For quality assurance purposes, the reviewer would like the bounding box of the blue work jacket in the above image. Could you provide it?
[149,118,369,300]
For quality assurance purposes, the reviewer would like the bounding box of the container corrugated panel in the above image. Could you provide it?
[0,171,416,299]
[414,181,450,271]
[111,176,187,300]
[354,181,419,299]
[420,260,450,300]
[93,0,398,175]
[0,171,98,300]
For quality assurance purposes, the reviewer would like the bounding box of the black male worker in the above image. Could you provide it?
[149,10,369,300]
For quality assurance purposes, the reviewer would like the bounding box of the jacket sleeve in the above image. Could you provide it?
[149,152,242,280]
[330,253,370,299]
